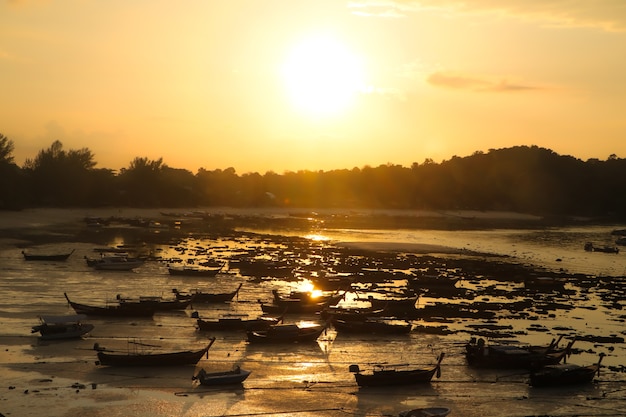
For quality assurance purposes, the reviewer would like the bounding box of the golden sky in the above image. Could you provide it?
[2,0,626,173]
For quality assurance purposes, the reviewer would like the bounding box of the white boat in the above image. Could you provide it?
[31,314,94,340]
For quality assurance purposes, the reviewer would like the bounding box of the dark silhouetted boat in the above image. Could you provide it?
[116,294,193,311]
[95,337,215,366]
[172,283,242,303]
[465,337,574,369]
[31,314,94,340]
[246,322,326,344]
[196,313,281,331]
[22,249,74,261]
[332,318,412,334]
[584,242,619,254]
[64,293,156,317]
[529,353,605,387]
[349,353,444,387]
[167,264,224,277]
[398,407,451,417]
[193,365,251,386]
[85,255,145,270]
[366,295,419,316]
[260,289,344,314]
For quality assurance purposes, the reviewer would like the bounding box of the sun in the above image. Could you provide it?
[281,34,365,117]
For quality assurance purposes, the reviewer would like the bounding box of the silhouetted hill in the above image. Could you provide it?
[2,141,625,219]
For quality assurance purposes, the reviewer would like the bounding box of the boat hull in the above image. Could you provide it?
[246,324,324,344]
[195,368,251,386]
[23,250,74,261]
[35,323,94,340]
[64,293,156,317]
[96,341,214,366]
[353,367,438,387]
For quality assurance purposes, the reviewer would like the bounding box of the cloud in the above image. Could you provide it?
[427,72,543,92]
[350,0,626,31]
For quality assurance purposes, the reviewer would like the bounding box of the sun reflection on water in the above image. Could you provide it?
[304,233,331,242]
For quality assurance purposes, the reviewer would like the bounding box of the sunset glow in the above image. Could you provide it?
[1,1,626,173]
[282,34,365,117]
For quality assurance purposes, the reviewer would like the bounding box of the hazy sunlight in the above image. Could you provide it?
[281,33,365,117]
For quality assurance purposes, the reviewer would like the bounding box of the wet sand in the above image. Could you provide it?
[1,208,625,417]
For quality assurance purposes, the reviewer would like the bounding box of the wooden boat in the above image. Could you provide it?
[116,295,193,311]
[529,354,605,387]
[95,338,216,366]
[31,314,94,340]
[86,255,145,271]
[465,337,574,369]
[172,283,242,303]
[584,242,619,254]
[320,306,387,321]
[349,353,444,387]
[260,300,329,314]
[526,335,564,355]
[310,272,354,291]
[408,271,460,289]
[524,276,567,289]
[367,295,419,315]
[247,322,326,344]
[332,318,412,334]
[167,264,224,277]
[22,249,74,261]
[234,258,295,278]
[398,407,451,417]
[273,289,344,305]
[260,289,344,314]
[196,313,281,332]
[64,293,156,317]
[193,365,251,386]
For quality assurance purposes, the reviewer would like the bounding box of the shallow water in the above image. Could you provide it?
[1,209,626,417]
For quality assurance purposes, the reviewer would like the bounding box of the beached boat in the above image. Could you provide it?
[523,275,568,289]
[465,337,574,369]
[246,322,326,344]
[310,272,355,291]
[95,338,215,366]
[584,242,619,254]
[320,306,387,321]
[408,271,460,289]
[172,283,242,303]
[529,354,605,387]
[398,407,451,417]
[64,293,156,317]
[116,294,193,311]
[31,314,94,340]
[366,295,419,315]
[193,365,251,386]
[332,318,412,334]
[260,289,344,314]
[260,300,328,314]
[86,255,145,270]
[196,313,281,331]
[272,289,336,304]
[349,353,444,387]
[234,258,295,278]
[22,249,74,261]
[167,264,224,277]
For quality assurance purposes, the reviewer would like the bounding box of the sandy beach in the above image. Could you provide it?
[1,208,625,417]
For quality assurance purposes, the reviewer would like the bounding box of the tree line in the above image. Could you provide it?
[1,133,625,217]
